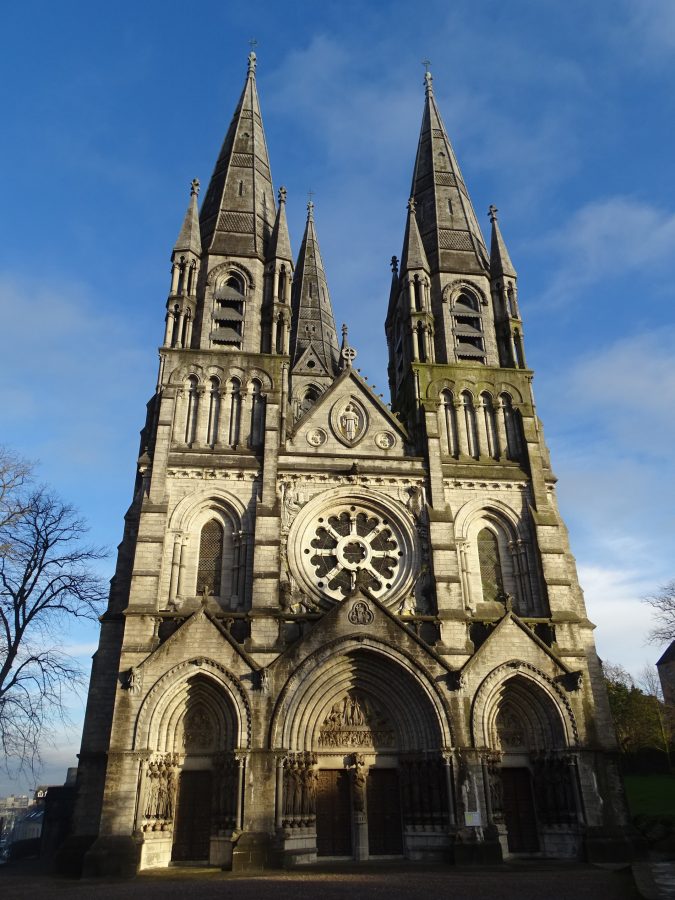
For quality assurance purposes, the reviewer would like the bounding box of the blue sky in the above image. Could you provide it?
[2,0,675,793]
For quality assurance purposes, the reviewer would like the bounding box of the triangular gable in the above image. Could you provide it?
[288,367,409,454]
[131,606,259,677]
[292,342,332,378]
[268,587,453,679]
[458,610,578,687]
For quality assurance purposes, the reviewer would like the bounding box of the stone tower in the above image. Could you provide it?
[64,55,633,876]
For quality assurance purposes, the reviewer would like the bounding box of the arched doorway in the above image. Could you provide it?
[480,671,582,857]
[272,645,454,862]
[136,667,248,869]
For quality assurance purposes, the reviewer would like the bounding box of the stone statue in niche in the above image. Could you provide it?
[280,480,303,533]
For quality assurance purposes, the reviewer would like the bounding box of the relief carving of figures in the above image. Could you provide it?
[282,752,317,828]
[340,404,360,441]
[142,754,179,831]
[318,692,394,749]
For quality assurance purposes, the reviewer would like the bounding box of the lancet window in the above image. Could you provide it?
[452,289,486,364]
[249,378,265,448]
[462,391,479,458]
[212,273,246,349]
[481,392,499,459]
[441,390,459,457]
[197,519,224,597]
[184,376,199,445]
[206,377,220,446]
[228,378,242,447]
[477,527,504,603]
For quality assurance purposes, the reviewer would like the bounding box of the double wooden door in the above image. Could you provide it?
[500,767,539,853]
[171,770,212,861]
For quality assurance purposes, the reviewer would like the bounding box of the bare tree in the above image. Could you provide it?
[639,663,674,771]
[0,450,108,771]
[644,580,675,645]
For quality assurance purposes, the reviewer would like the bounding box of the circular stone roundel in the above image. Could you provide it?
[288,488,419,608]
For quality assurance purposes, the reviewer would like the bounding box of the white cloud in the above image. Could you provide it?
[541,197,675,305]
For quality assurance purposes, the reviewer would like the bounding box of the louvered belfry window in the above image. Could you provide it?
[477,527,503,602]
[197,520,223,597]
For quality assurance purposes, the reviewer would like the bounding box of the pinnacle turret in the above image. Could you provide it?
[199,52,276,259]
[400,197,430,275]
[290,202,340,376]
[173,178,202,257]
[267,186,293,265]
[488,205,517,278]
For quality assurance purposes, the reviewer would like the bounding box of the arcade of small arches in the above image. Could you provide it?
[173,373,267,450]
[132,645,583,867]
[436,389,523,462]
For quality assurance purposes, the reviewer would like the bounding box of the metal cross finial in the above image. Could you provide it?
[422,58,431,74]
[422,59,433,93]
[190,177,200,197]
[248,37,258,51]
[488,204,499,223]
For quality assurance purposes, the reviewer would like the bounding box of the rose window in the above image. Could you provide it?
[307,508,401,598]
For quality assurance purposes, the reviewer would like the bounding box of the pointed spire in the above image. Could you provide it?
[488,205,517,278]
[400,197,430,275]
[199,52,276,258]
[267,186,293,264]
[173,178,202,256]
[409,70,489,274]
[290,201,340,375]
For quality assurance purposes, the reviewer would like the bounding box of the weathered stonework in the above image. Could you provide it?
[61,54,635,877]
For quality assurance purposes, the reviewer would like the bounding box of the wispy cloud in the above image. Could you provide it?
[540,197,675,305]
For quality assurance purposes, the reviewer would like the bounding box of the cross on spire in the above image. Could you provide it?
[488,204,499,223]
[248,39,258,74]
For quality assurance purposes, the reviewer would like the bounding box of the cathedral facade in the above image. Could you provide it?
[67,54,631,875]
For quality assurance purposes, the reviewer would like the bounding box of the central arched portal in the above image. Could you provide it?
[273,645,454,862]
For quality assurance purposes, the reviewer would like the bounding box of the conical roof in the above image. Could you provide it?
[199,52,276,258]
[173,178,202,256]
[290,202,340,374]
[488,205,517,278]
[267,186,293,264]
[409,71,489,274]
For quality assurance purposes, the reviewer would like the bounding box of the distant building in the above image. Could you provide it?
[657,641,675,708]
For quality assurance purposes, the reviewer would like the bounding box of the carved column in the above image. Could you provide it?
[168,536,181,605]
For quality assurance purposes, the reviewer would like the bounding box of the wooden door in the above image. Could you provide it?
[367,769,403,855]
[316,770,351,856]
[171,770,213,861]
[500,767,539,853]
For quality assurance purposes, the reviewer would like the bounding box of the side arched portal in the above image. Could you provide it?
[271,643,455,862]
[474,666,582,858]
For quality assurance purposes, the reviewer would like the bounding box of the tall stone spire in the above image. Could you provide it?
[173,178,202,256]
[488,205,517,278]
[290,201,340,375]
[410,69,488,274]
[198,51,276,258]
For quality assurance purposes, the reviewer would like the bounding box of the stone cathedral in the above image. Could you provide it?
[66,53,631,876]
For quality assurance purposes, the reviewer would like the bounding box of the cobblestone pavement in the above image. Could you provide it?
[0,861,644,900]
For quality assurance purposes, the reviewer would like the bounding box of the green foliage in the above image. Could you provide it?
[603,663,671,758]
[623,775,675,817]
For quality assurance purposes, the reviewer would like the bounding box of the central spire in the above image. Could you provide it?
[409,68,488,275]
[199,53,276,259]
[290,201,340,376]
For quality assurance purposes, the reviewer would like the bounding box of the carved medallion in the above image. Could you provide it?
[348,599,374,625]
[375,431,396,450]
[330,397,368,447]
[306,427,327,448]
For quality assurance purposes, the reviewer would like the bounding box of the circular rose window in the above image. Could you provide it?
[289,490,418,607]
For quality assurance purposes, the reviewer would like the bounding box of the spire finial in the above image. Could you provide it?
[407,196,417,214]
[190,177,200,197]
[248,39,258,75]
[340,323,357,368]
[391,255,399,274]
[307,190,315,221]
[488,204,498,223]
[278,185,287,205]
[422,59,433,93]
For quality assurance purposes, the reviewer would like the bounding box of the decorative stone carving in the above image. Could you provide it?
[375,431,396,450]
[318,692,394,748]
[182,706,215,751]
[306,427,327,448]
[330,397,368,447]
[282,751,318,829]
[280,480,304,534]
[348,599,374,625]
[141,754,180,832]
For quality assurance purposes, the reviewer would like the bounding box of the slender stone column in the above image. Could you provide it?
[455,400,470,456]
[163,312,174,347]
[275,755,285,830]
[168,537,181,604]
[176,539,188,599]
